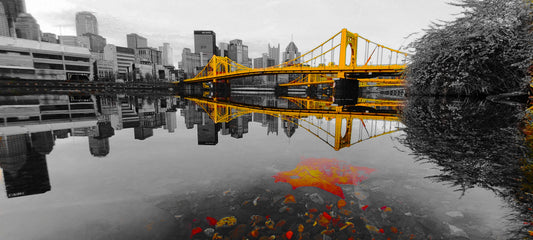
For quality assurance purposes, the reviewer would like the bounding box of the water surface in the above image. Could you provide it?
[0,91,531,239]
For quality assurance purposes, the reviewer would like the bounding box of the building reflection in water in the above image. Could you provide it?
[0,92,403,199]
[0,93,179,198]
[0,134,51,198]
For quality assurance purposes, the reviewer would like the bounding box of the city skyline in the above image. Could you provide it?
[25,0,461,66]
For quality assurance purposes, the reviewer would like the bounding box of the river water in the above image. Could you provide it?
[0,89,531,240]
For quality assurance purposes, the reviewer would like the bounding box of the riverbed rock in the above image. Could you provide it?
[309,193,324,204]
[203,228,214,237]
[353,190,369,201]
[448,223,469,239]
[446,211,464,218]
[229,224,247,239]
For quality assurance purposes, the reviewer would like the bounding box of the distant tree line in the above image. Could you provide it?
[406,0,533,96]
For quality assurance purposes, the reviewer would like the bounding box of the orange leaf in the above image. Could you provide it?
[317,213,330,227]
[298,224,304,232]
[284,194,296,204]
[249,229,259,238]
[366,225,379,233]
[272,158,375,199]
[337,199,347,209]
[340,209,352,216]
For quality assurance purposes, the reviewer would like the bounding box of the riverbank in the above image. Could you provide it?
[406,0,532,96]
[0,79,175,91]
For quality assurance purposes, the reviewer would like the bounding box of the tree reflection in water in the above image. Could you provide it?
[401,97,533,238]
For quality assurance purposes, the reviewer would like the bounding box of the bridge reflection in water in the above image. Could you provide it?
[185,95,404,151]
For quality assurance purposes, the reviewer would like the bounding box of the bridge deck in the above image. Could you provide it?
[180,64,406,83]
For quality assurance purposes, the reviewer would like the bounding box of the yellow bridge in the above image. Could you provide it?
[178,29,408,86]
[185,96,403,151]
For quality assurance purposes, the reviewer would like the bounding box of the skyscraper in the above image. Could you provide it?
[194,30,216,58]
[75,11,98,36]
[282,41,301,64]
[160,42,173,66]
[134,127,153,140]
[253,54,276,86]
[253,53,275,69]
[0,0,25,37]
[197,117,218,145]
[83,32,106,53]
[164,111,177,133]
[0,134,51,198]
[14,13,39,41]
[0,3,9,36]
[268,43,280,65]
[127,33,147,49]
[181,48,201,78]
[228,39,250,67]
[218,42,229,57]
[88,136,110,157]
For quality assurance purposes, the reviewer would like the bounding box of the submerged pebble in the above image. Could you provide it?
[203,228,214,237]
[309,193,324,204]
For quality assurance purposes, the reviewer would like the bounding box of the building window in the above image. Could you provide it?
[65,65,90,71]
[0,50,31,56]
[64,56,90,62]
[33,53,63,60]
[0,68,35,74]
[34,62,64,70]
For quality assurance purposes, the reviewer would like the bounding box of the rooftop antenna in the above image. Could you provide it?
[291,34,294,42]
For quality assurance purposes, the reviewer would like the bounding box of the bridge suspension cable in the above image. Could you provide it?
[179,29,408,84]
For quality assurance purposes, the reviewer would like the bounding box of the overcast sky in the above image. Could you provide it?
[26,0,461,65]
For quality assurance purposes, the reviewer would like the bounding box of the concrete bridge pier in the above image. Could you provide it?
[214,81,231,98]
[274,86,289,96]
[306,85,318,97]
[334,74,359,106]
